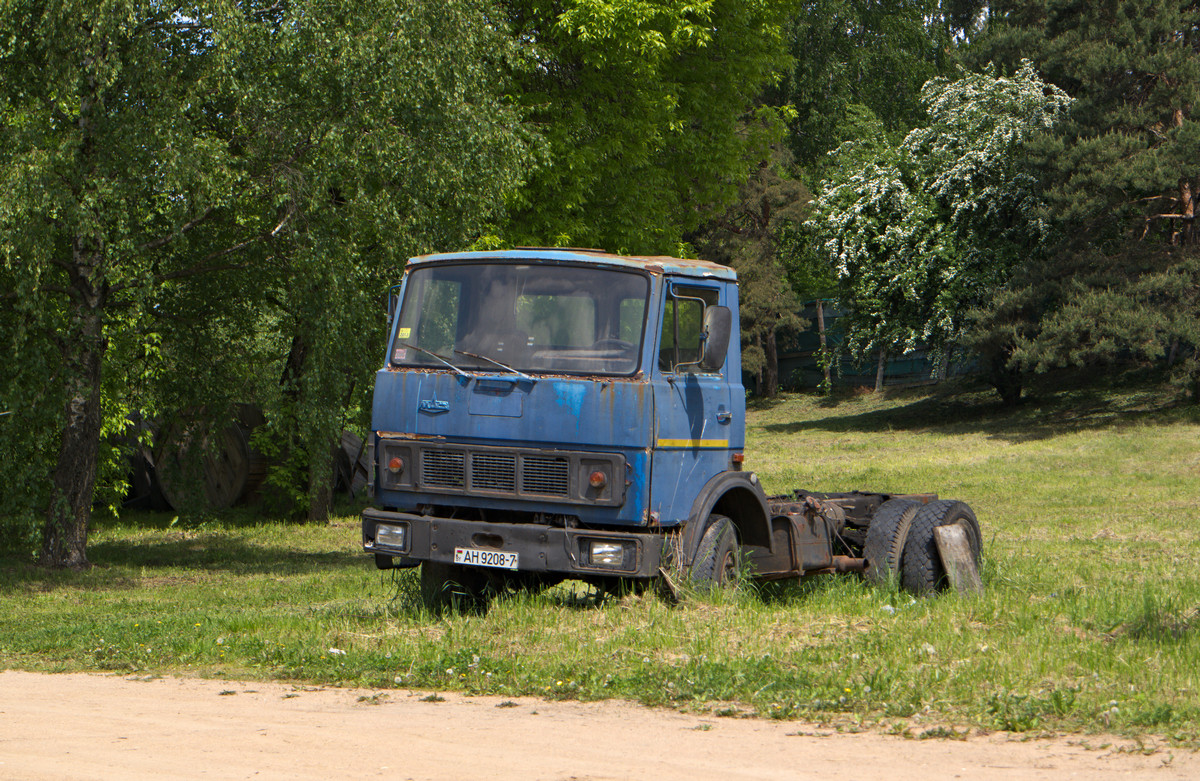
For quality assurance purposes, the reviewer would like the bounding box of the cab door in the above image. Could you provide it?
[650,280,735,524]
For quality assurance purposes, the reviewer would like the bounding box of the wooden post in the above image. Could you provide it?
[934,525,983,594]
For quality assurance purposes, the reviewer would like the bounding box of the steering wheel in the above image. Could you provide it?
[590,339,635,354]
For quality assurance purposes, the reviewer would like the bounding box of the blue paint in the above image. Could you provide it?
[552,382,587,416]
[373,368,653,526]
[648,278,742,526]
[370,250,744,532]
[468,381,524,417]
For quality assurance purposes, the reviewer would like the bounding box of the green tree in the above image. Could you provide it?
[692,145,810,396]
[0,0,530,566]
[965,1,1200,399]
[755,2,970,394]
[224,0,531,521]
[809,62,1071,374]
[779,0,966,170]
[499,0,793,254]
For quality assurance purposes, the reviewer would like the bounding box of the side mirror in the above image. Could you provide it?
[700,306,732,371]
[386,284,402,323]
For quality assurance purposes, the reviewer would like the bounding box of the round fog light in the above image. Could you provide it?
[388,456,404,474]
[589,470,607,489]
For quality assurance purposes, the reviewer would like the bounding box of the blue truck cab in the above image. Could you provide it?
[362,249,982,601]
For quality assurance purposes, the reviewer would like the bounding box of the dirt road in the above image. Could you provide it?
[0,671,1193,780]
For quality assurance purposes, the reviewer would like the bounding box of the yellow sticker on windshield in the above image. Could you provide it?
[397,327,412,339]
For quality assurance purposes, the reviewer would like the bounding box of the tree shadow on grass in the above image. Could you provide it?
[0,534,365,595]
[91,534,364,574]
[761,381,1190,444]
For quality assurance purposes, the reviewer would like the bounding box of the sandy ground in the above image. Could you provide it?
[0,671,1195,780]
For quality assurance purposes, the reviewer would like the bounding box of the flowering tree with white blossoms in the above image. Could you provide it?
[810,60,1072,364]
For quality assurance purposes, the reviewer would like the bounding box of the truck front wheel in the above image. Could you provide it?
[419,561,487,610]
[690,515,739,589]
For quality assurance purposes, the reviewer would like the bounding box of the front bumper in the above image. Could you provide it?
[362,508,662,578]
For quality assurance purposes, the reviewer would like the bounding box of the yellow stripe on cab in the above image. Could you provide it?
[655,439,729,448]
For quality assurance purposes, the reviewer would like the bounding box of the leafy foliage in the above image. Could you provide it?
[500,0,793,253]
[809,62,1071,362]
[778,0,962,169]
[692,145,811,396]
[0,0,532,561]
[968,0,1200,244]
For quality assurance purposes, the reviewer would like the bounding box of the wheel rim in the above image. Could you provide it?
[720,549,738,584]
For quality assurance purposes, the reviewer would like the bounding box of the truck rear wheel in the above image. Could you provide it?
[689,515,739,589]
[900,500,981,595]
[863,499,919,585]
[419,561,488,610]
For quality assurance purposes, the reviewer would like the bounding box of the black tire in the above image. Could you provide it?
[689,515,739,589]
[863,499,919,585]
[419,560,488,610]
[900,500,982,595]
[500,570,562,596]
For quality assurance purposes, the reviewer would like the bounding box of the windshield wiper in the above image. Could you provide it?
[454,349,536,382]
[396,343,470,378]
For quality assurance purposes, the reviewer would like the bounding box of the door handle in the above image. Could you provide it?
[716,410,732,424]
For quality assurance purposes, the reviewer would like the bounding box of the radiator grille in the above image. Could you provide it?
[403,445,620,505]
[521,456,569,496]
[421,450,466,488]
[471,453,517,492]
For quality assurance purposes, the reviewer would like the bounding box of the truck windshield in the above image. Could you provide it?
[390,263,649,376]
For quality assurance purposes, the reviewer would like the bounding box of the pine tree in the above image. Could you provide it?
[966,1,1200,400]
[691,146,811,397]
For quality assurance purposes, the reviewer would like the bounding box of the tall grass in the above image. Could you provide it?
[3,379,1199,741]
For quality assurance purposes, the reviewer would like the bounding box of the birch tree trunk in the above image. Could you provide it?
[816,300,831,390]
[41,240,107,569]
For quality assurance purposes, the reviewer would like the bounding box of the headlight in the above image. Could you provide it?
[374,523,408,551]
[586,539,635,570]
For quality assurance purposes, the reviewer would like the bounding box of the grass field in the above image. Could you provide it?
[3,379,1200,742]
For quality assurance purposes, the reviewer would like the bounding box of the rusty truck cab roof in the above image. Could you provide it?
[406,248,737,281]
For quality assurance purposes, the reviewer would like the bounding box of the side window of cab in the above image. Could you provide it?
[658,285,719,373]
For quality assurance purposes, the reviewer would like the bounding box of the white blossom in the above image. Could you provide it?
[807,61,1072,357]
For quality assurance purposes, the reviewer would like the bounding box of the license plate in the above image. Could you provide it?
[454,547,519,570]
